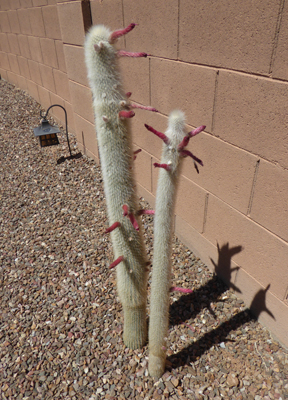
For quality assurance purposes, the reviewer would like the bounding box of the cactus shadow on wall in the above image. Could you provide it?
[169,242,242,327]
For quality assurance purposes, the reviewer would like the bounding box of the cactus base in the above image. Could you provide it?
[148,352,166,379]
[123,305,147,349]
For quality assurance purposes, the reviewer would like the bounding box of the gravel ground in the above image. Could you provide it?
[0,79,287,400]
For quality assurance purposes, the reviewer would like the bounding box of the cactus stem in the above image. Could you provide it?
[188,124,206,137]
[130,103,158,112]
[170,286,193,294]
[136,209,155,216]
[102,116,109,122]
[105,221,121,233]
[94,41,105,52]
[144,124,170,144]
[109,23,136,43]
[109,256,124,269]
[119,110,135,119]
[153,163,171,171]
[180,149,203,166]
[117,50,148,58]
[133,149,142,160]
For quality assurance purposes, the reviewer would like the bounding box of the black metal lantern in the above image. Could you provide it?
[34,104,72,157]
[33,118,60,147]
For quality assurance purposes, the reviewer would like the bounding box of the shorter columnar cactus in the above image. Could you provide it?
[146,110,205,379]
[84,23,157,349]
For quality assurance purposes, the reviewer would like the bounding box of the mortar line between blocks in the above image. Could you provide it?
[177,0,180,59]
[269,0,285,75]
[211,70,219,134]
[247,159,260,216]
[202,193,209,234]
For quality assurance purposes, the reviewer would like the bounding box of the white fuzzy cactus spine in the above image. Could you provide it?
[84,24,150,349]
[147,111,205,378]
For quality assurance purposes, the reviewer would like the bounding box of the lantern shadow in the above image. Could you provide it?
[57,152,83,164]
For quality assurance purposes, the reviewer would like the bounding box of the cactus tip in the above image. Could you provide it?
[109,23,136,43]
[117,50,148,58]
[144,124,170,144]
[119,110,135,120]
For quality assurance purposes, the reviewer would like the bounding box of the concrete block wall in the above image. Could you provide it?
[1,0,287,347]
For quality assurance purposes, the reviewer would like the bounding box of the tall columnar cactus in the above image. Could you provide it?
[146,110,205,378]
[84,24,156,349]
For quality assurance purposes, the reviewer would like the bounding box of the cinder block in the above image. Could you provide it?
[175,175,207,234]
[28,59,42,85]
[0,51,10,70]
[0,0,10,11]
[26,79,39,102]
[8,53,20,74]
[7,70,19,86]
[214,70,288,169]
[150,59,216,131]
[0,10,11,32]
[204,194,288,300]
[250,160,288,242]
[39,63,55,92]
[17,56,30,79]
[133,147,152,192]
[68,80,94,123]
[17,8,32,34]
[49,91,65,121]
[179,0,278,75]
[20,0,33,7]
[29,7,46,37]
[118,57,150,108]
[32,0,48,6]
[123,0,178,59]
[130,109,168,160]
[53,69,70,101]
[74,113,98,159]
[57,1,85,45]
[28,36,43,63]
[17,74,27,91]
[0,33,10,53]
[37,84,51,109]
[175,213,222,276]
[18,34,31,58]
[40,38,58,68]
[181,132,259,214]
[7,33,20,55]
[63,44,88,86]
[90,0,124,34]
[7,10,21,33]
[55,40,66,72]
[10,0,21,10]
[42,5,62,40]
[0,68,8,80]
[272,1,288,80]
